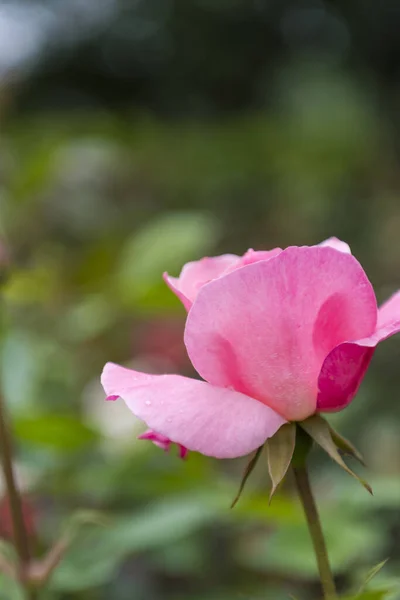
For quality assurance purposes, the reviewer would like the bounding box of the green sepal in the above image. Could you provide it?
[266,423,296,502]
[231,446,263,508]
[329,424,365,466]
[300,415,372,495]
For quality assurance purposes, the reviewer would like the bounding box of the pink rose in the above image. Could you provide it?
[101,238,400,459]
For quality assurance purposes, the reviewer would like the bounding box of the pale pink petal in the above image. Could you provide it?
[318,290,400,412]
[318,237,351,254]
[185,247,377,421]
[101,363,286,459]
[164,254,240,310]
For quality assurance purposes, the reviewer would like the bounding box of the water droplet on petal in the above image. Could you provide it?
[145,400,152,406]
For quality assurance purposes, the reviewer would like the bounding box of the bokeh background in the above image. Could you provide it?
[0,0,400,598]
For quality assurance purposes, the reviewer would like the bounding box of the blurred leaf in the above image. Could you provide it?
[116,211,220,306]
[3,265,58,306]
[59,295,117,342]
[236,509,383,578]
[14,414,99,451]
[333,477,400,512]
[1,332,40,411]
[132,279,188,311]
[50,495,221,591]
[343,592,393,600]
[0,575,24,600]
[233,493,304,526]
[9,140,59,203]
[151,537,206,576]
[65,509,110,536]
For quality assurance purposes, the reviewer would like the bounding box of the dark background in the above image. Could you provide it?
[0,1,400,598]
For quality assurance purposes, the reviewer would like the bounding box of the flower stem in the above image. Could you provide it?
[292,465,337,600]
[0,393,35,599]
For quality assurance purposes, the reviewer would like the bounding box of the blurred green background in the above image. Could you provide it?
[0,0,400,598]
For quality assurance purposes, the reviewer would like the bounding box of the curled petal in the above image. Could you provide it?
[318,290,400,412]
[185,246,377,421]
[138,428,188,458]
[101,363,286,459]
[138,429,171,451]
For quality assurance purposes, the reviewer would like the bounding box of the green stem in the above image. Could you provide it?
[293,465,337,600]
[0,393,34,599]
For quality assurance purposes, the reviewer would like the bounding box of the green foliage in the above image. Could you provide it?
[0,576,25,600]
[343,592,393,600]
[14,414,99,451]
[236,510,383,579]
[50,495,221,591]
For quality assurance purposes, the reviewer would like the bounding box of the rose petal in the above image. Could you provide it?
[164,254,240,310]
[318,290,400,412]
[318,237,352,254]
[101,363,286,459]
[185,246,377,421]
